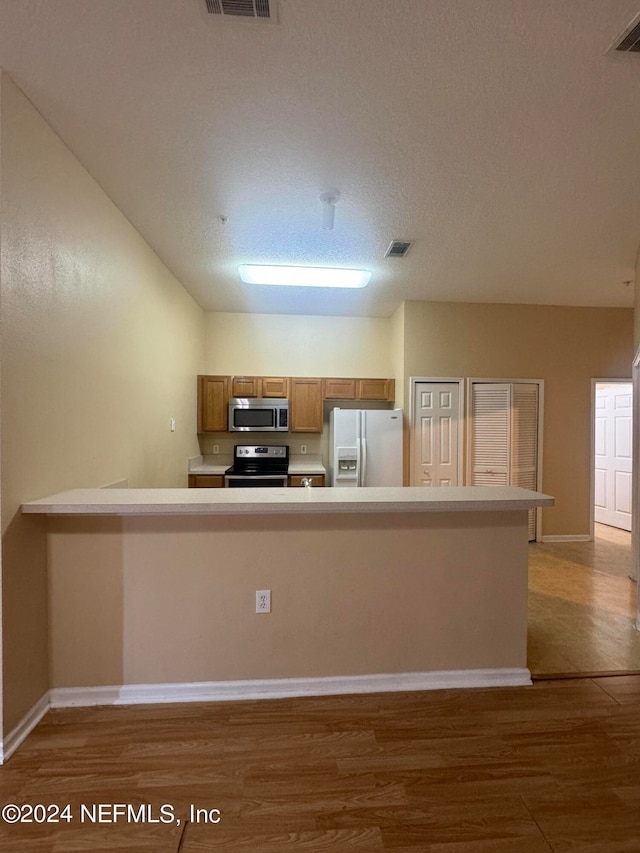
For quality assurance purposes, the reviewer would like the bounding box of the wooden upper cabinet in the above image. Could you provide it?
[230,376,288,398]
[323,378,357,400]
[197,374,393,434]
[262,377,289,398]
[197,375,229,432]
[357,378,395,401]
[231,376,260,398]
[290,378,323,433]
[322,377,396,402]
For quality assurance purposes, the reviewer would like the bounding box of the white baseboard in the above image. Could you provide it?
[541,534,591,542]
[0,693,50,764]
[49,668,532,709]
[3,670,531,759]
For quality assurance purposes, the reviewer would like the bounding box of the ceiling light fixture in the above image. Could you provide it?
[238,264,371,289]
[319,190,340,230]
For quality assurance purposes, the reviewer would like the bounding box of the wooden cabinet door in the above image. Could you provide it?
[231,376,289,398]
[197,375,229,432]
[262,377,289,398]
[323,378,356,399]
[289,474,325,487]
[290,378,323,433]
[188,475,225,488]
[232,376,261,397]
[357,378,394,401]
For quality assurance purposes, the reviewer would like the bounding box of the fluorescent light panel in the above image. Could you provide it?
[239,264,371,289]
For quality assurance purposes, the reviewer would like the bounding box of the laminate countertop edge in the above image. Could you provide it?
[21,486,554,516]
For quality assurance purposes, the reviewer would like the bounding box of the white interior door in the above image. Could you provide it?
[594,383,633,531]
[412,381,460,486]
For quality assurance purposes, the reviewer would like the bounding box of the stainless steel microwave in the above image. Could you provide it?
[228,398,289,432]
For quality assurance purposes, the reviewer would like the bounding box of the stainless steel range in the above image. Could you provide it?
[224,445,289,488]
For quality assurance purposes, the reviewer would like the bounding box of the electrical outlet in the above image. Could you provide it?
[170,417,176,432]
[255,589,271,613]
[212,445,219,454]
[300,445,307,454]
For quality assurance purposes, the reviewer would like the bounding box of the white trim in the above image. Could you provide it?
[2,670,531,759]
[633,350,640,588]
[408,377,465,487]
[541,534,592,543]
[49,668,532,709]
[466,378,545,541]
[0,693,50,764]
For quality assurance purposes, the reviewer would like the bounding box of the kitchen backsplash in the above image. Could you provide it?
[198,434,322,458]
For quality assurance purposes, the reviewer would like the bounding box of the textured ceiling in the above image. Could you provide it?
[1,0,639,317]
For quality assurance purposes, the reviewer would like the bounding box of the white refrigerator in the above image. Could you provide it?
[328,408,403,487]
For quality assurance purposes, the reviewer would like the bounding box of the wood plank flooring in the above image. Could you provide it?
[528,524,640,676]
[3,677,640,851]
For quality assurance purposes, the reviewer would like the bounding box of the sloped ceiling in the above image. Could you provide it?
[1,0,639,317]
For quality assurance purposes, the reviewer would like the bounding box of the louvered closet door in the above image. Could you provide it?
[470,384,510,486]
[470,381,539,541]
[510,383,539,540]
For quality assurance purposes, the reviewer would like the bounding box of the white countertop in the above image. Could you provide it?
[188,454,326,476]
[289,455,326,475]
[22,486,553,516]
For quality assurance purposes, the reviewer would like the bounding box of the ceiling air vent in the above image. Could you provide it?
[611,12,640,52]
[204,0,277,22]
[385,240,413,259]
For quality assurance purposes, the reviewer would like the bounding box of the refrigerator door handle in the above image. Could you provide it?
[361,437,367,487]
[360,409,367,487]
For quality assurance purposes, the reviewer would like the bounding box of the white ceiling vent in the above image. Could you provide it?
[610,12,640,53]
[384,240,413,259]
[203,0,278,23]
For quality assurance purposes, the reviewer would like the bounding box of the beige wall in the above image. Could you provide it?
[0,74,205,735]
[389,303,405,410]
[205,312,393,377]
[201,311,397,460]
[203,301,633,528]
[49,511,529,689]
[403,301,634,536]
[635,256,640,351]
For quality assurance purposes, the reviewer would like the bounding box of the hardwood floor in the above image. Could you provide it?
[528,524,640,677]
[3,677,640,851]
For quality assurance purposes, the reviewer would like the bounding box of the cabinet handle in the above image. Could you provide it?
[301,477,313,488]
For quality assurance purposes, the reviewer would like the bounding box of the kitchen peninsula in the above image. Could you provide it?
[22,486,552,706]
